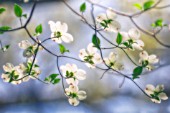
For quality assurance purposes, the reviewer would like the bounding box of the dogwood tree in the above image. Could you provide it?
[0,0,170,106]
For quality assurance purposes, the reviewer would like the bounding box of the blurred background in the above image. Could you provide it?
[0,0,170,113]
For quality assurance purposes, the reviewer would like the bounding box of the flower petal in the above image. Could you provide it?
[145,84,155,95]
[75,69,86,80]
[48,21,57,32]
[61,33,73,43]
[68,98,79,106]
[106,8,117,19]
[128,28,140,40]
[3,63,14,72]
[87,43,97,54]
[18,40,32,49]
[159,93,168,100]
[148,55,159,64]
[78,91,87,100]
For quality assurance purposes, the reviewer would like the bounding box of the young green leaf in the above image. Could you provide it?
[44,74,60,85]
[143,0,154,11]
[116,32,123,45]
[152,19,164,28]
[92,34,100,49]
[2,45,10,52]
[80,2,86,12]
[35,24,43,35]
[132,66,143,79]
[0,26,11,34]
[14,4,23,17]
[22,14,27,18]
[133,3,143,10]
[59,44,69,54]
[0,7,6,14]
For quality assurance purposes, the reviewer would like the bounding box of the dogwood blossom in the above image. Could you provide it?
[96,8,121,32]
[145,84,168,103]
[79,43,102,68]
[104,52,124,70]
[18,40,43,58]
[65,85,87,106]
[1,63,23,85]
[120,29,144,50]
[60,63,86,85]
[139,51,159,70]
[19,57,41,79]
[48,21,73,43]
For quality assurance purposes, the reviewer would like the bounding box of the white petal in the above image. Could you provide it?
[120,32,130,42]
[78,91,87,100]
[148,55,159,64]
[155,85,164,92]
[75,69,86,80]
[87,43,97,54]
[106,8,117,19]
[93,53,102,64]
[58,22,68,33]
[96,13,107,23]
[139,51,149,61]
[151,98,161,104]
[68,85,79,93]
[104,58,110,66]
[109,52,117,62]
[106,20,121,32]
[79,49,88,60]
[68,98,79,106]
[48,21,57,32]
[128,28,140,40]
[113,62,124,70]
[1,73,10,82]
[66,78,79,86]
[132,40,144,51]
[3,63,14,72]
[70,64,78,72]
[61,33,73,43]
[145,84,155,95]
[159,93,168,100]
[18,40,32,49]
[85,63,95,68]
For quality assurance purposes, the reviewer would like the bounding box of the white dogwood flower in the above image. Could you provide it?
[65,85,87,106]
[145,84,168,103]
[104,52,124,70]
[96,8,121,32]
[60,63,86,85]
[48,21,73,43]
[18,40,43,58]
[79,43,102,68]
[1,63,22,85]
[139,51,159,70]
[120,29,144,50]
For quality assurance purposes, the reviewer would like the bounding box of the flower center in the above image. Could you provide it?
[54,31,62,38]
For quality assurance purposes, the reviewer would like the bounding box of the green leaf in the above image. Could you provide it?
[22,14,27,18]
[0,26,11,34]
[52,78,60,84]
[0,7,6,14]
[80,2,86,12]
[2,45,10,52]
[59,44,69,54]
[151,19,165,28]
[14,4,23,17]
[143,0,154,11]
[133,3,143,10]
[35,24,43,35]
[116,32,123,45]
[92,34,100,49]
[44,74,60,85]
[132,66,143,79]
